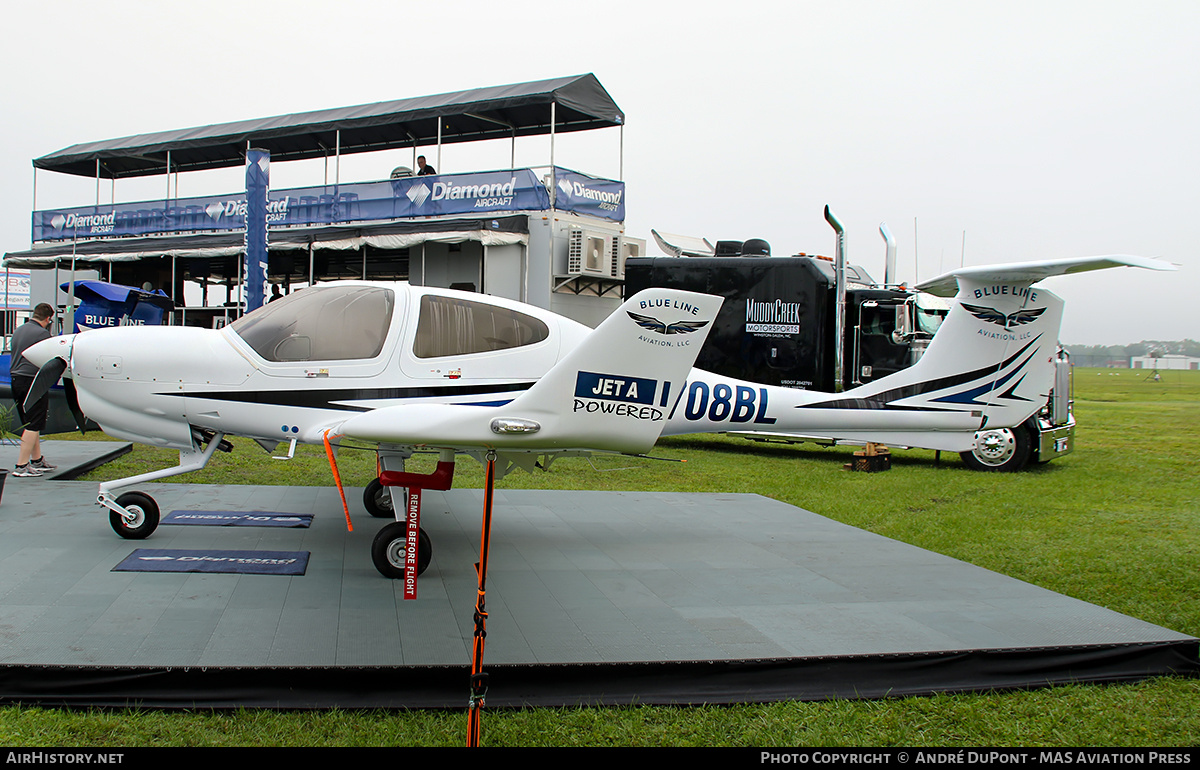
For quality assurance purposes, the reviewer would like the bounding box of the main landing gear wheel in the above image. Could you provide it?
[371,521,431,579]
[364,478,400,518]
[109,491,160,539]
[960,425,1032,472]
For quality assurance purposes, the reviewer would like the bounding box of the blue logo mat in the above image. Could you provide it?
[165,510,313,527]
[114,549,310,575]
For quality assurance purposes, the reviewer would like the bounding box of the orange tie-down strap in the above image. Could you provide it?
[322,430,352,532]
[467,452,497,747]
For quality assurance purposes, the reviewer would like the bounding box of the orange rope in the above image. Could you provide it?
[466,451,497,747]
[323,430,352,532]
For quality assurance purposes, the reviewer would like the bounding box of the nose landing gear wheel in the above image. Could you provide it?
[371,521,431,579]
[109,491,160,539]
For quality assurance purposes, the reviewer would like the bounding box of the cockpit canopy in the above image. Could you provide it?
[229,283,554,364]
[230,284,395,362]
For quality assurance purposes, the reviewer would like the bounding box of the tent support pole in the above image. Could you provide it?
[67,255,76,336]
[549,102,556,209]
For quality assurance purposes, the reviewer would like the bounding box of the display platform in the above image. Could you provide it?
[0,439,131,481]
[0,481,1194,708]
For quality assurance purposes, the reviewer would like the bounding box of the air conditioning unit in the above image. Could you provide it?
[611,236,645,279]
[568,228,613,277]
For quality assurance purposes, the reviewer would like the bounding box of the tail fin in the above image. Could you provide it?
[337,288,722,454]
[864,272,1066,430]
[502,287,723,453]
[885,255,1175,429]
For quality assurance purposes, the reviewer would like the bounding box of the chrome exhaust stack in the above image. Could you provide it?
[824,205,846,393]
[879,222,897,287]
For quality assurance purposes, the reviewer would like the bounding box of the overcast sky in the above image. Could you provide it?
[2,0,1195,345]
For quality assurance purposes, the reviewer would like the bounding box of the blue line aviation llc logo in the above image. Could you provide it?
[963,285,1046,341]
[627,296,710,348]
[962,303,1046,329]
[573,370,665,421]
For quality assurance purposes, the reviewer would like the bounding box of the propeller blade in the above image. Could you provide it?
[63,377,88,434]
[23,357,67,412]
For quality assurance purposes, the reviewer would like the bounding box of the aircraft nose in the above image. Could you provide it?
[21,334,76,368]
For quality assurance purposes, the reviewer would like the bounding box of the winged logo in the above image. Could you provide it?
[627,311,711,335]
[961,303,1046,329]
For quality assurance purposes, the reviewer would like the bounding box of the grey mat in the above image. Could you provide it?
[0,481,1189,671]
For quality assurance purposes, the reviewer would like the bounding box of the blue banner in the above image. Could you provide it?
[113,549,310,575]
[387,169,550,218]
[31,167,624,241]
[552,168,625,221]
[164,511,314,527]
[244,149,270,312]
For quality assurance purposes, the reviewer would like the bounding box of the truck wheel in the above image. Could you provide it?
[960,426,1032,472]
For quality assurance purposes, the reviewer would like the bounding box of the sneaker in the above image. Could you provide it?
[30,457,56,471]
[12,464,43,477]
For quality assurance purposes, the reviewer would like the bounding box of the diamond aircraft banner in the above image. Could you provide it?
[32,168,623,241]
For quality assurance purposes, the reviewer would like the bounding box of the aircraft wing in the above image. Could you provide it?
[334,287,723,455]
[916,255,1175,297]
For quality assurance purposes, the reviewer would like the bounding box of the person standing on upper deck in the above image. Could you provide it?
[416,155,436,176]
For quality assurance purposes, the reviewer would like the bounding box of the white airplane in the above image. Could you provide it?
[21,254,1171,579]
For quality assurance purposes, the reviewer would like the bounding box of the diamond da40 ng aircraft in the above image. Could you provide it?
[22,254,1170,579]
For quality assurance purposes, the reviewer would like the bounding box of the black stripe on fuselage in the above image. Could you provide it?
[161,382,536,412]
[796,336,1042,411]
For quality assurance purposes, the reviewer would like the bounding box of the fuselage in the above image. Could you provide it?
[26,277,1061,455]
[58,282,590,449]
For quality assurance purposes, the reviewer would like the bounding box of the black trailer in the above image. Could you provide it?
[624,252,942,392]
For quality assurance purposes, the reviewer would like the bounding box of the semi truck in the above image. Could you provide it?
[625,229,1074,472]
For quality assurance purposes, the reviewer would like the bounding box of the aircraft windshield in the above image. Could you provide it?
[230,285,395,362]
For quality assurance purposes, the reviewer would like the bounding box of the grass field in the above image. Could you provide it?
[1,367,1196,747]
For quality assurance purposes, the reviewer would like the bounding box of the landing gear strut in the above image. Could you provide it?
[369,449,456,581]
[96,430,228,539]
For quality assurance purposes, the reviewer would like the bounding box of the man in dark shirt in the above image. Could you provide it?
[416,155,436,176]
[9,303,57,477]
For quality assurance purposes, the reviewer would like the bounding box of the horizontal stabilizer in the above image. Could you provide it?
[917,255,1175,297]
